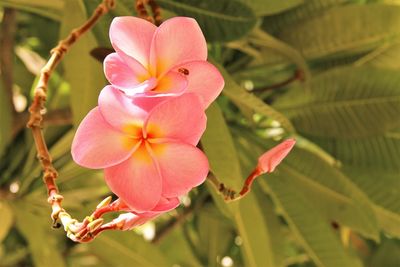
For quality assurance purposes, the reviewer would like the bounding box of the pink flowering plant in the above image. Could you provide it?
[8,1,399,266]
[70,16,295,231]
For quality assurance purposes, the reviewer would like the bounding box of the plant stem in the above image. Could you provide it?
[207,169,261,202]
[135,0,163,25]
[26,0,117,240]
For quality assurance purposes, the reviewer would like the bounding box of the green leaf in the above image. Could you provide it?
[284,154,379,241]
[0,83,12,157]
[249,29,311,83]
[0,0,63,20]
[18,130,75,195]
[232,62,296,90]
[252,190,287,266]
[260,178,363,267]
[235,192,285,267]
[277,4,400,60]
[84,0,138,47]
[368,238,400,267]
[240,0,303,16]
[344,167,400,238]
[202,104,243,190]
[215,62,296,133]
[158,228,203,267]
[157,0,258,42]
[201,104,279,267]
[262,0,362,35]
[310,133,400,171]
[201,103,241,218]
[13,201,66,267]
[234,127,379,241]
[0,202,13,243]
[282,148,379,241]
[196,204,235,266]
[61,0,106,126]
[354,41,400,69]
[273,67,400,138]
[86,231,172,267]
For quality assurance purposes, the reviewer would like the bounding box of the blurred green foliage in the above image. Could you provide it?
[0,0,400,266]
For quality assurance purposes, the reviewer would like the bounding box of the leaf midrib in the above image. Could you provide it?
[158,0,254,22]
[275,95,400,112]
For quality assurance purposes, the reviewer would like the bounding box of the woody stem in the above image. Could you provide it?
[26,0,116,236]
[207,169,261,202]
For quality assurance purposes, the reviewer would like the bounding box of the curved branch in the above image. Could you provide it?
[26,0,121,242]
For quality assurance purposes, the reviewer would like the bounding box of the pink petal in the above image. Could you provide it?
[150,197,180,212]
[150,17,207,76]
[98,86,150,130]
[104,53,149,90]
[110,16,156,68]
[112,213,154,230]
[174,61,224,108]
[104,143,162,212]
[152,71,188,95]
[111,197,179,230]
[121,78,158,96]
[145,93,207,145]
[71,107,139,169]
[258,139,296,173]
[150,142,209,198]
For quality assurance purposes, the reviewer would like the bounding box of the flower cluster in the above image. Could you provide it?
[72,17,223,228]
[71,16,295,230]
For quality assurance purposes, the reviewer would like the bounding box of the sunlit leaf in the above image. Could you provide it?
[241,0,303,16]
[86,231,172,267]
[157,0,258,42]
[262,0,362,35]
[216,63,296,133]
[201,104,279,267]
[61,0,106,126]
[274,67,400,138]
[0,201,13,243]
[277,4,400,59]
[13,201,66,267]
[260,178,363,267]
[0,0,63,20]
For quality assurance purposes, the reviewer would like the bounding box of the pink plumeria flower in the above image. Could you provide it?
[104,16,224,108]
[71,88,209,212]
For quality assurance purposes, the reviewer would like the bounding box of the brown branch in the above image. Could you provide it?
[12,108,73,137]
[147,0,162,26]
[252,69,304,93]
[135,0,153,23]
[135,0,162,25]
[207,169,261,202]
[0,8,17,115]
[26,0,119,241]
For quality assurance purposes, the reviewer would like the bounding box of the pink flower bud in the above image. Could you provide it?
[257,139,296,174]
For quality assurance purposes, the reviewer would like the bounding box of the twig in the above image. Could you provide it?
[0,8,17,115]
[26,0,121,242]
[135,0,153,23]
[252,69,304,93]
[135,0,162,25]
[12,108,73,137]
[147,0,162,26]
[207,169,261,202]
